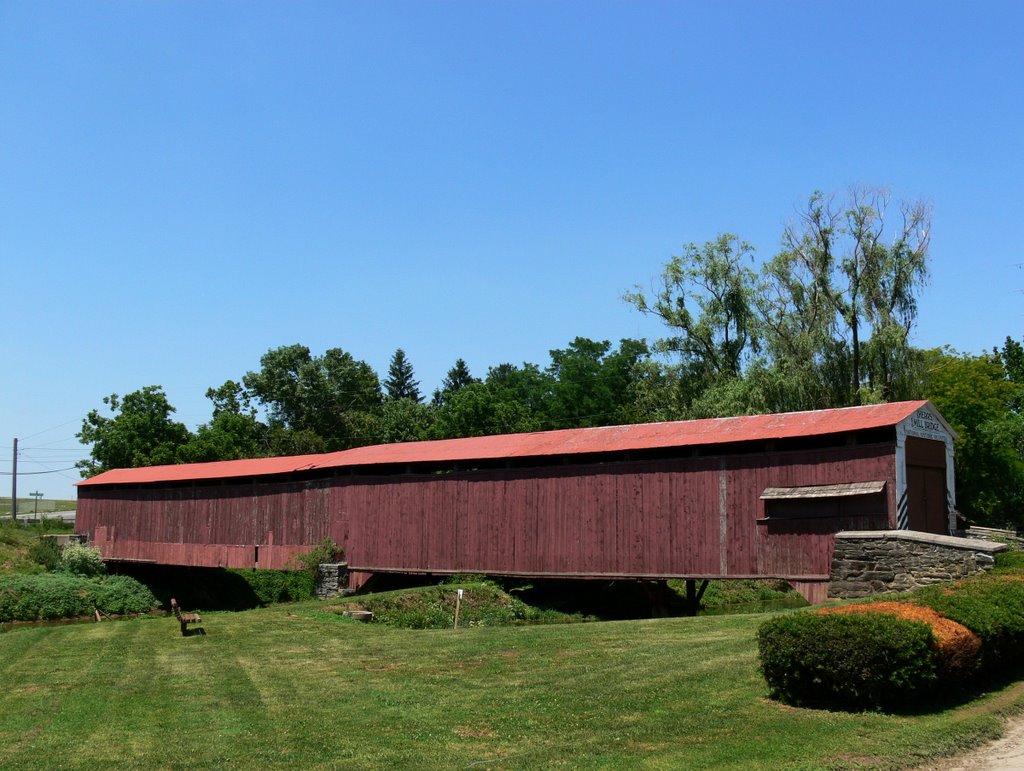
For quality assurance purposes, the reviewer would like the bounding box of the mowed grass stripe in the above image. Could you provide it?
[1,606,1023,769]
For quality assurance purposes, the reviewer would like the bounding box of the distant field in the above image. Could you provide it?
[0,499,76,516]
[0,602,1019,769]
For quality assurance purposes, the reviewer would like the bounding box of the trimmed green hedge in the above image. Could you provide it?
[912,575,1024,669]
[758,611,938,710]
[0,574,159,622]
[759,550,1024,711]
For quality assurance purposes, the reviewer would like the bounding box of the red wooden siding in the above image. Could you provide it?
[78,442,895,582]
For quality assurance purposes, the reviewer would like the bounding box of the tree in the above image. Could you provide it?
[432,358,478,406]
[922,347,1024,526]
[77,386,193,476]
[179,381,270,463]
[629,188,932,415]
[383,348,422,402]
[373,398,436,444]
[430,382,541,439]
[626,234,759,383]
[485,362,554,421]
[546,337,649,428]
[242,344,382,450]
[776,188,930,404]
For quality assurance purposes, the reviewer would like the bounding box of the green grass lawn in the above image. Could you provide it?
[0,603,1019,770]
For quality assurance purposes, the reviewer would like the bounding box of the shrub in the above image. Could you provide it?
[334,582,558,629]
[288,538,343,578]
[0,573,94,621]
[758,611,938,710]
[60,543,106,577]
[819,602,981,678]
[992,549,1024,574]
[0,573,159,621]
[229,568,316,604]
[27,537,63,571]
[912,575,1024,669]
[92,576,159,615]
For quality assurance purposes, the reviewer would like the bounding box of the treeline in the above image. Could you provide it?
[76,189,1024,527]
[76,338,649,472]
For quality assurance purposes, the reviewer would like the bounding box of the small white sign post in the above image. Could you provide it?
[454,588,463,630]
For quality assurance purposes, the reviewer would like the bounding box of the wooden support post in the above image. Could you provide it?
[684,579,710,616]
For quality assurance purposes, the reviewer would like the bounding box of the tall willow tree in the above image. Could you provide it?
[628,187,932,416]
[625,234,760,411]
[773,188,931,404]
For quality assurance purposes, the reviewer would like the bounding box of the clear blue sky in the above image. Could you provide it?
[2,1,1021,500]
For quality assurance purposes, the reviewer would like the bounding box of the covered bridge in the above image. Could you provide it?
[76,400,957,603]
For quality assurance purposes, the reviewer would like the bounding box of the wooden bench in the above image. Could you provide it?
[170,598,203,636]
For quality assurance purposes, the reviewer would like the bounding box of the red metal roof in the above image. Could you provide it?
[77,400,931,487]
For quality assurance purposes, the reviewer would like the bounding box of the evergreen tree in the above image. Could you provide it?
[384,348,422,402]
[432,358,478,406]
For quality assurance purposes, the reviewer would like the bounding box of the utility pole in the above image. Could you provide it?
[11,438,17,522]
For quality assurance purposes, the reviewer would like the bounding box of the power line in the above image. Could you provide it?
[19,420,82,442]
[0,467,77,476]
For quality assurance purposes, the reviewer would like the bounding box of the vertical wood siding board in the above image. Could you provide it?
[639,472,655,573]
[401,481,412,568]
[522,475,534,573]
[419,481,432,573]
[462,478,477,572]
[576,473,589,573]
[594,472,606,572]
[575,473,588,573]
[457,476,469,570]
[543,475,555,574]
[562,475,575,572]
[667,469,682,572]
[583,473,600,573]
[530,476,545,573]
[481,481,493,573]
[498,478,514,572]
[564,474,577,573]
[508,477,522,572]
[424,479,437,571]
[487,478,500,571]
[453,477,466,570]
[511,477,524,572]
[329,482,344,553]
[441,478,452,570]
[486,478,497,571]
[371,483,384,567]
[429,479,440,571]
[654,471,670,573]
[545,473,559,574]
[491,478,503,571]
[615,473,629,576]
[397,482,409,567]
[622,467,635,573]
[405,481,419,568]
[527,477,538,573]
[444,477,456,571]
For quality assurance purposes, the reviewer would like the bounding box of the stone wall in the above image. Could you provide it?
[315,562,350,599]
[828,530,1008,599]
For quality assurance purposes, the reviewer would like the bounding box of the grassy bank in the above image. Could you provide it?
[0,602,1019,769]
